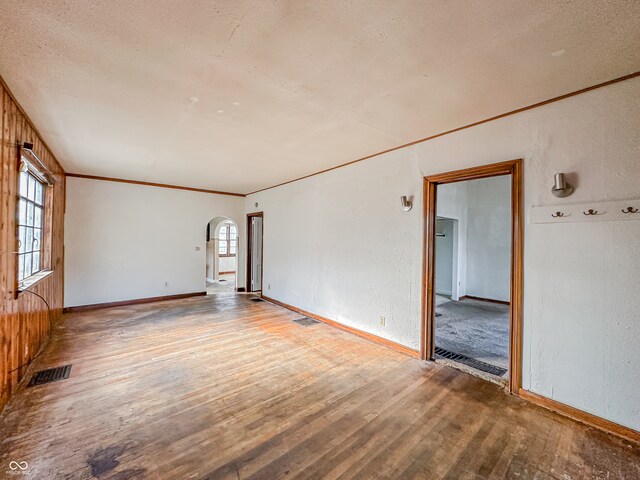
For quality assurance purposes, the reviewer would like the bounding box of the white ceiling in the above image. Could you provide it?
[1,1,639,194]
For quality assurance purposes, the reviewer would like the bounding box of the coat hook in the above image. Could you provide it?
[622,207,638,214]
[551,211,565,218]
[583,209,599,216]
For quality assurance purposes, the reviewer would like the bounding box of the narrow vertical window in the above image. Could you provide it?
[17,170,45,281]
[218,224,229,255]
[229,225,237,255]
[218,222,237,257]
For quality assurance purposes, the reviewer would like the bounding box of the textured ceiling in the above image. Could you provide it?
[1,1,639,194]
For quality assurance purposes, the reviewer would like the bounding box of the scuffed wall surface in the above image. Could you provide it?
[247,77,640,430]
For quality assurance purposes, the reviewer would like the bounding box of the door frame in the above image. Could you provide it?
[246,211,264,293]
[421,159,523,394]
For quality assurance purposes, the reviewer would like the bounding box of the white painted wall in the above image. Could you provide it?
[246,77,640,430]
[65,178,245,306]
[436,182,468,299]
[219,256,236,273]
[465,176,511,302]
[437,176,511,302]
[206,239,215,281]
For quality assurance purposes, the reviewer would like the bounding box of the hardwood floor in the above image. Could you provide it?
[0,294,638,479]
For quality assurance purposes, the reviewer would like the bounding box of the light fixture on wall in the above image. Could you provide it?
[401,195,412,211]
[551,173,573,198]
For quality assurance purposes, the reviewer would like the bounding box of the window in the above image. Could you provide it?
[17,170,45,282]
[218,223,237,257]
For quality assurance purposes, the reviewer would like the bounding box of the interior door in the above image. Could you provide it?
[250,216,263,291]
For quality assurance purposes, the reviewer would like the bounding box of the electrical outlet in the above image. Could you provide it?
[379,316,385,327]
[268,284,271,290]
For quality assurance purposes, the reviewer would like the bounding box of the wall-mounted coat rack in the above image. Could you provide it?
[530,199,640,224]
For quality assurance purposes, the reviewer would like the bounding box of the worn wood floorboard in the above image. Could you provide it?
[0,294,638,479]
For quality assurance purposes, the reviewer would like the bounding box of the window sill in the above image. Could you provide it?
[17,270,54,295]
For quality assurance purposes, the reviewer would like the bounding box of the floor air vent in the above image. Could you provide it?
[434,347,507,377]
[28,365,72,387]
[250,298,264,302]
[293,317,320,327]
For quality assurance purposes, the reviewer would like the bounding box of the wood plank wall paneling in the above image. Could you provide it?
[0,80,65,412]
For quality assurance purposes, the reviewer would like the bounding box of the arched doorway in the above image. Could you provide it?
[206,216,238,294]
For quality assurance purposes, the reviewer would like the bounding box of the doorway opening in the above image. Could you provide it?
[246,212,263,293]
[206,217,238,295]
[422,160,523,393]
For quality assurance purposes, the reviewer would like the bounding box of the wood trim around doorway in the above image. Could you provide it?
[246,212,264,293]
[421,159,523,395]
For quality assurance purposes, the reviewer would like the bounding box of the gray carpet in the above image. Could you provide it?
[434,295,509,373]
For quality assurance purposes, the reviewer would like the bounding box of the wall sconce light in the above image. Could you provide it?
[401,195,412,211]
[551,173,573,198]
